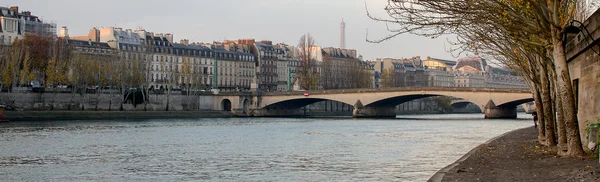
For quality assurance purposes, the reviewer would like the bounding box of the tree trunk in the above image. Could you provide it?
[540,62,556,146]
[551,29,584,156]
[166,87,170,111]
[556,86,568,153]
[533,87,546,145]
[549,66,568,153]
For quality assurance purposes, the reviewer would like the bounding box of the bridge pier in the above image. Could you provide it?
[353,106,396,118]
[484,107,517,119]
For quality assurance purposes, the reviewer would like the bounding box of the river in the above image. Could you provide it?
[0,113,533,181]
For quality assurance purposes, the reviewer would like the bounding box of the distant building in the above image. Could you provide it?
[274,43,301,91]
[69,27,257,92]
[0,6,23,45]
[453,53,487,75]
[453,53,526,88]
[0,6,56,45]
[375,57,429,87]
[65,39,119,83]
[217,40,257,90]
[423,57,455,87]
[19,10,56,36]
[209,42,255,91]
[485,66,527,88]
[320,47,372,89]
[454,72,485,87]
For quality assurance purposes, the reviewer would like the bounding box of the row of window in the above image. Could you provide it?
[152,46,255,61]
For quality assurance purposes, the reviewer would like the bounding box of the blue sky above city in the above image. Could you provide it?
[4,0,458,61]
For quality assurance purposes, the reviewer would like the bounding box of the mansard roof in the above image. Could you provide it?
[172,43,210,50]
[429,58,457,67]
[0,7,17,17]
[488,66,516,75]
[321,47,356,58]
[66,39,112,49]
[454,54,487,72]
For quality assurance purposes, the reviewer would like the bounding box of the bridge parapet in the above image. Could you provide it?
[261,87,531,96]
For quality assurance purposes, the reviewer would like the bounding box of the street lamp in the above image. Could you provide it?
[565,20,600,56]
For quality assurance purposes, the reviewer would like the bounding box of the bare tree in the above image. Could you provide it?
[297,34,320,90]
[45,38,71,110]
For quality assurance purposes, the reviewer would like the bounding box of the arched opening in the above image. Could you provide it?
[366,94,482,114]
[497,98,535,108]
[365,94,440,108]
[451,102,483,113]
[221,99,232,111]
[263,98,354,110]
[496,98,535,113]
[264,98,330,110]
[263,98,355,116]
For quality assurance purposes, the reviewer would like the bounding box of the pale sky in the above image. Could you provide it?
[5,0,457,61]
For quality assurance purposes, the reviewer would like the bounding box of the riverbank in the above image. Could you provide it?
[430,127,600,182]
[4,111,233,121]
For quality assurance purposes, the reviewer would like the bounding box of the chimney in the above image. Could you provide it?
[60,26,69,38]
[260,40,272,45]
[89,27,100,42]
[181,39,189,46]
[166,33,174,43]
[10,6,18,14]
[23,11,31,16]
[126,29,132,36]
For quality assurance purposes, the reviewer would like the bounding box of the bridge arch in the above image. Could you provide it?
[451,101,483,113]
[496,98,535,108]
[364,94,486,112]
[263,98,354,110]
[451,101,472,108]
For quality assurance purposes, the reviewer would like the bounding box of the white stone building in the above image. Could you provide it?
[0,6,24,45]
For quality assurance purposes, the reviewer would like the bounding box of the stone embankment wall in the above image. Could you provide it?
[566,10,600,145]
[0,92,219,111]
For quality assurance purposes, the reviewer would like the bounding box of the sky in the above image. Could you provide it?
[4,0,460,61]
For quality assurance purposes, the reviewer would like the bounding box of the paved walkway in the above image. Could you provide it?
[432,127,600,182]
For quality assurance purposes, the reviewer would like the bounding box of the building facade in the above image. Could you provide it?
[0,6,23,45]
[319,47,372,89]
[423,57,456,87]
[0,6,56,45]
[376,57,429,87]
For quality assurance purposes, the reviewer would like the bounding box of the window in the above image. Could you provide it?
[6,20,14,32]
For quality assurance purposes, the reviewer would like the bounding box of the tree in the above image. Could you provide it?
[45,38,71,110]
[181,57,194,110]
[367,0,585,156]
[297,33,320,90]
[2,38,27,108]
[380,67,395,88]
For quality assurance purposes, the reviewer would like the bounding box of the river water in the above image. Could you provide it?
[0,113,532,181]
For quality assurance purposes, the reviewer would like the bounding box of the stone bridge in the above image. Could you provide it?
[215,87,533,119]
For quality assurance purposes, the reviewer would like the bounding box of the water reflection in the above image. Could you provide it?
[0,113,532,181]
